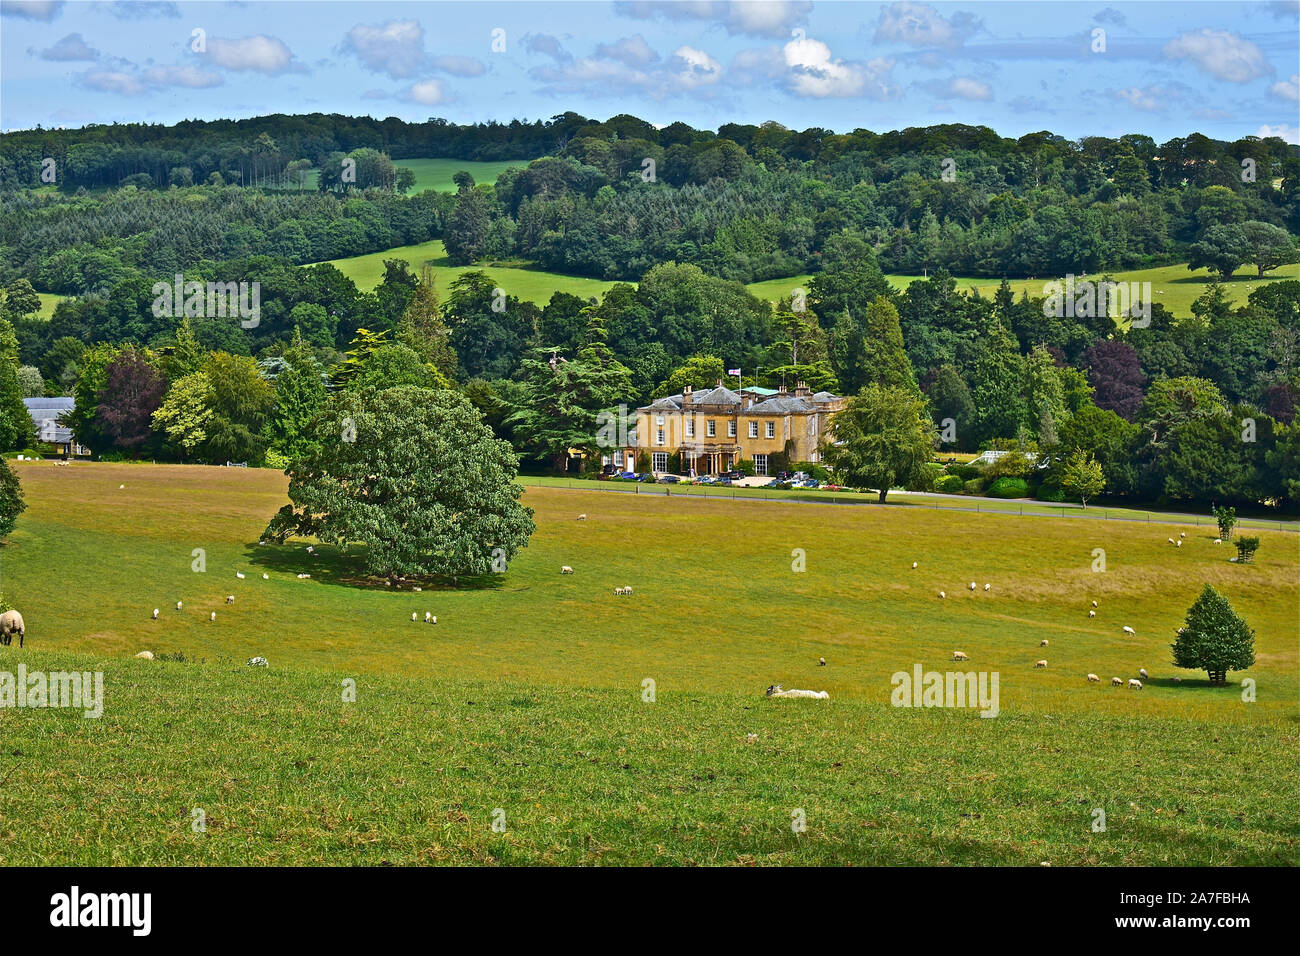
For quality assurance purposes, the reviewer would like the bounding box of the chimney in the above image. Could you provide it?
[777,384,788,398]
[795,381,811,398]
[682,385,693,406]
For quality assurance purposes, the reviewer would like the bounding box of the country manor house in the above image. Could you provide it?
[629,382,843,476]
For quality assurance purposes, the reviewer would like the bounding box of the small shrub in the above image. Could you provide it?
[987,476,1029,498]
[947,463,982,481]
[264,449,292,470]
[1035,480,1066,502]
[1214,506,1237,541]
[1235,536,1260,563]
[906,463,944,492]
[935,474,964,494]
[963,477,986,495]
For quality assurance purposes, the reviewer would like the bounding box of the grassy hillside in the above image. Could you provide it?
[398,157,526,193]
[1,461,1294,864]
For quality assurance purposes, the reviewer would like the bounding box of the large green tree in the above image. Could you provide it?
[823,384,937,502]
[265,386,535,579]
[1171,584,1255,684]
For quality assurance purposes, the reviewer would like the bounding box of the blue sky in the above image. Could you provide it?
[2,0,1297,143]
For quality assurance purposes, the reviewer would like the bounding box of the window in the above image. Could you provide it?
[809,416,817,435]
[686,419,695,437]
[728,421,736,437]
[765,422,775,439]
[614,451,623,467]
[656,414,665,425]
[652,452,668,472]
[748,421,758,438]
[602,455,611,466]
[656,428,665,446]
[754,454,768,477]
[707,420,716,437]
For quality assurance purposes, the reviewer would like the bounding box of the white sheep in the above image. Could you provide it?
[614,587,625,595]
[1122,626,1136,635]
[413,587,421,592]
[209,611,216,622]
[624,586,634,595]
[969,582,976,590]
[1172,677,1182,683]
[577,514,587,521]
[939,591,946,599]
[262,573,269,579]
[952,651,969,662]
[984,583,990,591]
[765,684,829,700]
[136,651,154,660]
[0,610,25,648]
[429,615,437,624]
[1088,610,1096,618]
[1087,674,1100,682]
[247,656,268,667]
[226,595,235,604]
[1111,677,1123,686]
[1034,660,1047,668]
[1091,600,1098,608]
[1040,639,1049,647]
[176,601,183,610]
[1179,532,1186,538]
[1167,538,1175,544]
[1176,540,1182,548]
[1213,538,1222,545]
[911,561,917,569]
[424,612,432,622]
[236,572,245,579]
[1128,679,1142,689]
[560,566,574,574]
[1139,668,1148,679]
[818,657,826,666]
[152,608,159,619]
[306,546,314,553]
[411,612,417,622]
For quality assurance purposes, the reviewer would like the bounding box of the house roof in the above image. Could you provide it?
[24,397,74,422]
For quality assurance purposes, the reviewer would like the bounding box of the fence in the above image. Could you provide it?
[517,479,1298,533]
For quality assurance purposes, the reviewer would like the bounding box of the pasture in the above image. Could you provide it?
[397,157,526,193]
[0,462,1296,864]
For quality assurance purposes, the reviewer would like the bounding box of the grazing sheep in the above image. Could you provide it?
[939,591,946,599]
[424,612,432,623]
[209,612,216,622]
[236,572,245,579]
[247,656,268,667]
[1111,677,1123,686]
[1213,538,1222,545]
[1040,640,1049,647]
[952,651,969,662]
[0,610,25,648]
[430,615,437,625]
[176,601,183,610]
[624,586,634,595]
[136,651,154,660]
[1034,660,1047,668]
[1176,540,1182,548]
[560,566,574,574]
[411,612,417,622]
[1139,668,1148,679]
[1167,538,1175,544]
[262,574,269,580]
[577,514,587,521]
[1091,600,1098,608]
[614,587,625,595]
[984,583,990,591]
[152,608,159,620]
[1087,674,1100,682]
[765,684,829,700]
[969,582,977,590]
[1180,532,1186,538]
[818,657,826,666]
[1088,610,1096,618]
[1128,679,1142,689]
[226,595,235,604]
[1122,626,1136,635]
[911,561,917,569]
[306,546,314,553]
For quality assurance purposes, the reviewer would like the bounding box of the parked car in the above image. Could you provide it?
[618,471,636,480]
[720,470,743,480]
[696,475,718,485]
[764,478,790,488]
[717,477,734,486]
[636,472,657,482]
[657,475,681,484]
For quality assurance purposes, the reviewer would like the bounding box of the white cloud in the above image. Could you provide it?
[1163,29,1270,83]
[1272,74,1300,102]
[144,65,222,89]
[41,32,97,61]
[1114,86,1164,112]
[874,2,980,49]
[79,68,147,96]
[596,35,660,68]
[405,79,448,105]
[1257,123,1300,145]
[783,36,897,99]
[616,1,810,39]
[523,33,571,64]
[109,1,179,18]
[342,19,428,79]
[206,35,297,74]
[0,1,63,21]
[919,75,992,101]
[673,45,722,87]
[430,55,485,77]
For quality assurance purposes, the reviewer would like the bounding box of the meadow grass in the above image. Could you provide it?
[397,157,526,194]
[1,462,1295,864]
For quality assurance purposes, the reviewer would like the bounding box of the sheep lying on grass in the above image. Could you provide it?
[136,651,154,660]
[765,684,829,700]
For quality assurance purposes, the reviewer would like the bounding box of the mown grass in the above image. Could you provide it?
[0,461,1295,864]
[397,157,527,194]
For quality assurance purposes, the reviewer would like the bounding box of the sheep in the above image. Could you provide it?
[135,651,154,660]
[1167,538,1175,544]
[226,595,235,605]
[0,610,25,648]
[1139,668,1148,679]
[969,582,977,591]
[1172,677,1182,683]
[1091,600,1098,608]
[247,656,268,667]
[614,587,625,595]
[1088,610,1096,618]
[1180,532,1186,539]
[430,615,437,625]
[236,572,245,579]
[176,601,183,610]
[1176,540,1182,548]
[1128,679,1142,689]
[984,583,990,591]
[1213,538,1222,545]
[413,587,422,592]
[939,591,946,599]
[624,586,634,595]
[411,612,417,622]
[1122,626,1136,635]
[1087,674,1100,682]
[911,561,917,569]
[306,546,314,553]
[1034,660,1048,668]
[209,612,216,622]
[818,657,826,666]
[765,684,829,700]
[1111,677,1123,686]
[560,566,574,574]
[424,612,432,623]
[952,651,969,662]
[262,573,269,580]
[1040,639,1049,647]
[577,514,587,521]
[152,608,159,620]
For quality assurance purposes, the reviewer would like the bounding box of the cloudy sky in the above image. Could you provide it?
[2,0,1297,142]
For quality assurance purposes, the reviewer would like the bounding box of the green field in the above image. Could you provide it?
[36,292,67,319]
[0,462,1295,864]
[397,157,526,194]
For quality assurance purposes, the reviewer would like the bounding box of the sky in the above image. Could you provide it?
[1,0,1297,143]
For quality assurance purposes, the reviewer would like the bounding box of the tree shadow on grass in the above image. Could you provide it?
[241,542,510,592]
[1145,676,1238,689]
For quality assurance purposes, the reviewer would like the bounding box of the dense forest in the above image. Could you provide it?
[0,113,1297,510]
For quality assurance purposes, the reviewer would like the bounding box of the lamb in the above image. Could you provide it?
[1040,640,1049,647]
[136,651,154,660]
[952,651,969,662]
[765,684,829,700]
[1128,679,1142,689]
[1122,625,1135,635]
[0,610,25,648]
[1138,668,1148,679]
[1088,610,1096,618]
[424,612,432,623]
[560,566,574,574]
[152,608,159,620]
[1035,660,1048,668]
[1087,674,1100,682]
[1111,677,1123,686]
